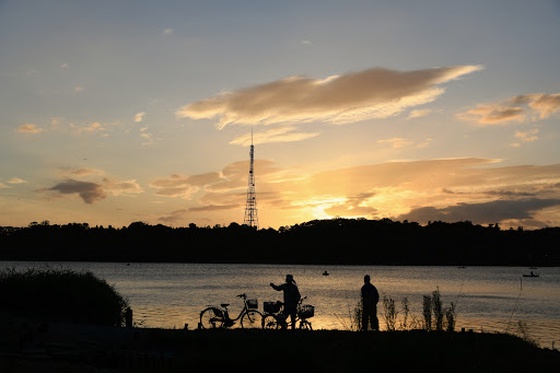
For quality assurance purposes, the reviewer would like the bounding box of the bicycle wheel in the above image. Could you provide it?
[262,314,280,330]
[199,307,225,329]
[299,319,313,331]
[241,309,264,329]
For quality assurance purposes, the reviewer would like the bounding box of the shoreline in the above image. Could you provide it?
[2,321,560,372]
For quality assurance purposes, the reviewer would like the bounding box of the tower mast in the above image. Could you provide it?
[243,128,258,228]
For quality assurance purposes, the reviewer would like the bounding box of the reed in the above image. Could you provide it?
[382,294,398,331]
[422,294,432,330]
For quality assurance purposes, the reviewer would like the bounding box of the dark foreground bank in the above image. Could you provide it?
[1,321,559,372]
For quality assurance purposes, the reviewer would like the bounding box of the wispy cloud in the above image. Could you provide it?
[8,177,27,184]
[0,177,27,189]
[230,126,320,146]
[16,123,43,134]
[512,128,539,146]
[177,65,483,129]
[407,108,432,119]
[457,93,560,125]
[377,137,415,149]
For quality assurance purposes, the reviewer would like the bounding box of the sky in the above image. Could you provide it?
[1,1,560,231]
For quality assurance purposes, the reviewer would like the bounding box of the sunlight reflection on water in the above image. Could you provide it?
[2,261,559,349]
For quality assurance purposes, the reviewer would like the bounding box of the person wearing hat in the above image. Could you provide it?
[270,274,301,329]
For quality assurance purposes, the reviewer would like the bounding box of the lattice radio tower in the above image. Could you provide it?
[243,128,258,228]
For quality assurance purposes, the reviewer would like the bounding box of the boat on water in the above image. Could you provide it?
[523,271,539,278]
[322,270,329,276]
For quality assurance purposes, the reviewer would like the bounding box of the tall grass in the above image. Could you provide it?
[353,288,457,332]
[0,267,129,326]
[382,294,398,331]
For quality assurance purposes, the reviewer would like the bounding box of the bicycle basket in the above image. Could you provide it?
[298,305,314,319]
[264,301,282,313]
[247,299,258,309]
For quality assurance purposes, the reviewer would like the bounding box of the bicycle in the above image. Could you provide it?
[199,293,264,329]
[262,296,314,330]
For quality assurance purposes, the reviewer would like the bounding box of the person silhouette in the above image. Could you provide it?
[361,274,379,331]
[270,274,301,329]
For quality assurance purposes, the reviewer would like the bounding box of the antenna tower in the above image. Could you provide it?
[243,128,259,228]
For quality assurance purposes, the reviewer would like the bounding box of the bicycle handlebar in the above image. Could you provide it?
[237,293,246,298]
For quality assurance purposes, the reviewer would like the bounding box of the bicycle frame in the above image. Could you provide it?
[199,293,263,329]
[222,296,250,324]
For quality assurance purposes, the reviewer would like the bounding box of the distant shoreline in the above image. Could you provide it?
[2,218,559,266]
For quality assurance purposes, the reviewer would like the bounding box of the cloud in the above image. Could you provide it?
[150,173,220,199]
[101,177,143,196]
[407,108,432,119]
[457,93,560,125]
[377,137,415,149]
[230,126,320,146]
[162,28,174,35]
[134,112,146,123]
[47,167,143,203]
[62,167,104,177]
[177,65,483,129]
[8,177,27,184]
[49,179,107,204]
[16,123,43,134]
[69,121,108,135]
[324,192,378,217]
[513,129,539,146]
[150,161,281,210]
[396,198,560,226]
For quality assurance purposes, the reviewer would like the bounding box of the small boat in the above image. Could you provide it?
[322,270,329,276]
[523,271,539,278]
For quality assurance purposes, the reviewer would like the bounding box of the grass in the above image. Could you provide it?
[1,324,559,372]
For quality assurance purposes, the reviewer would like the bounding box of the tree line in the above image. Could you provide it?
[1,218,559,266]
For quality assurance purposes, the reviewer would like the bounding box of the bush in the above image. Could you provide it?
[0,267,129,326]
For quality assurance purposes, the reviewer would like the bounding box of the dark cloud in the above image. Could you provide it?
[49,179,106,204]
[396,198,560,225]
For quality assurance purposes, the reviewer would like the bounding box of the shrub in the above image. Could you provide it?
[0,267,129,326]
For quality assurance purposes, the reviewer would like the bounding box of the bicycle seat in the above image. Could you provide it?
[220,303,229,308]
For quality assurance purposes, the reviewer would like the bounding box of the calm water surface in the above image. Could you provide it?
[3,262,559,349]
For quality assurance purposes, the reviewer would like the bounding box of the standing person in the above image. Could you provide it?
[361,274,379,331]
[270,274,301,329]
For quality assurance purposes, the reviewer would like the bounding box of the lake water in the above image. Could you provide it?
[2,261,559,350]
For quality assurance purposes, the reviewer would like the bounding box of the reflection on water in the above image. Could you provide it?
[2,261,559,349]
